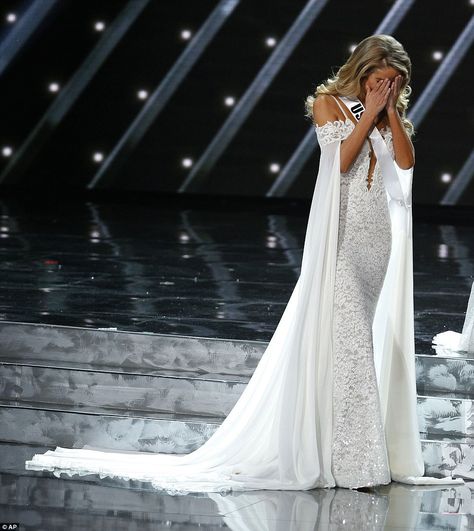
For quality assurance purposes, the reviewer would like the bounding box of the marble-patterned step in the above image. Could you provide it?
[0,359,247,417]
[0,320,264,377]
[418,394,474,438]
[1,321,473,396]
[1,399,474,480]
[2,358,474,427]
[0,399,220,454]
[416,352,474,396]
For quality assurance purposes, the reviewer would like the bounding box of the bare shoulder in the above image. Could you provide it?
[312,94,345,127]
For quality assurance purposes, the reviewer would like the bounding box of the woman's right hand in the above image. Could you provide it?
[364,79,391,120]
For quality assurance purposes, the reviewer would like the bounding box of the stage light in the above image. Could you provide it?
[179,231,190,243]
[266,235,278,249]
[437,244,449,258]
[269,163,280,173]
[349,43,357,53]
[440,172,452,183]
[48,82,60,93]
[6,13,16,23]
[94,21,105,31]
[265,37,277,47]
[432,50,443,61]
[470,0,474,5]
[224,96,235,107]
[93,152,104,163]
[1,146,13,157]
[137,89,149,100]
[181,29,192,40]
[182,157,193,168]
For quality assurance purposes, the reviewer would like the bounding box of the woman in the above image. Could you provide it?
[25,35,464,491]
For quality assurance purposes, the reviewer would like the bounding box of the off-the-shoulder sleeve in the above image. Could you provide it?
[315,120,352,147]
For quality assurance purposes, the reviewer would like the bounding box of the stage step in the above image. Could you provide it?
[1,320,473,479]
[0,400,473,481]
[0,359,473,437]
[1,320,473,395]
[0,358,247,417]
[0,320,264,377]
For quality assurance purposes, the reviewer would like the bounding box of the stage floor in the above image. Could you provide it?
[0,195,472,343]
[0,194,473,529]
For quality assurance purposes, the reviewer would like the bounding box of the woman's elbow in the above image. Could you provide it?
[397,156,415,170]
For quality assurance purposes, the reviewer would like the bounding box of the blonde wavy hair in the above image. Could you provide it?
[304,34,415,137]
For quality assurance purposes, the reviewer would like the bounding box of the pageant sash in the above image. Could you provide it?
[338,95,411,208]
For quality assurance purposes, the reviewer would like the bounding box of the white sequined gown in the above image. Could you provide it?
[315,102,394,488]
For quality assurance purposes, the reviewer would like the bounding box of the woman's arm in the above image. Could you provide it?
[386,76,415,169]
[313,81,392,173]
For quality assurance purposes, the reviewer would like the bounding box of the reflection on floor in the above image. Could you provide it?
[1,444,473,530]
[0,196,472,340]
[0,195,473,530]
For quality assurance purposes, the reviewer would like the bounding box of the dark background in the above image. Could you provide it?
[0,0,473,204]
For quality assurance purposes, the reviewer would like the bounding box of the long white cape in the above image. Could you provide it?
[25,124,464,491]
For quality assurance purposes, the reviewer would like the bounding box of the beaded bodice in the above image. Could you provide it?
[315,118,394,196]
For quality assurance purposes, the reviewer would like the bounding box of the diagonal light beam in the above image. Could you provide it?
[0,0,149,185]
[88,0,240,189]
[267,0,415,197]
[440,149,474,205]
[178,0,330,193]
[0,0,58,77]
[409,16,474,127]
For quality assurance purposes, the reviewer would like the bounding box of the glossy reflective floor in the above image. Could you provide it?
[2,449,474,531]
[0,196,472,342]
[1,195,474,530]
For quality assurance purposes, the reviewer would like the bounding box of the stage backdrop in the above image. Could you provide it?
[0,0,473,205]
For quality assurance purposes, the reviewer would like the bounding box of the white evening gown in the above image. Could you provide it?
[432,280,474,353]
[25,95,464,492]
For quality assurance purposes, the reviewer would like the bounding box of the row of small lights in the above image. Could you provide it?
[5,13,279,47]
[2,13,465,180]
[0,144,457,186]
[5,9,449,62]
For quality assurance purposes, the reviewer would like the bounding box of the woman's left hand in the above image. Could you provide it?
[386,75,403,113]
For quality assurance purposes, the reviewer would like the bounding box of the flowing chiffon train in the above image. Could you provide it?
[25,96,465,491]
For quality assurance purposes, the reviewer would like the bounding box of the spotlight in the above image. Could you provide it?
[1,146,13,157]
[6,13,16,23]
[180,29,192,40]
[269,163,280,173]
[137,89,149,100]
[440,172,452,183]
[179,231,190,243]
[349,43,357,53]
[265,37,277,47]
[93,152,104,163]
[432,50,443,61]
[266,235,278,249]
[224,96,235,107]
[182,157,193,168]
[437,244,449,258]
[48,82,60,93]
[94,21,105,31]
